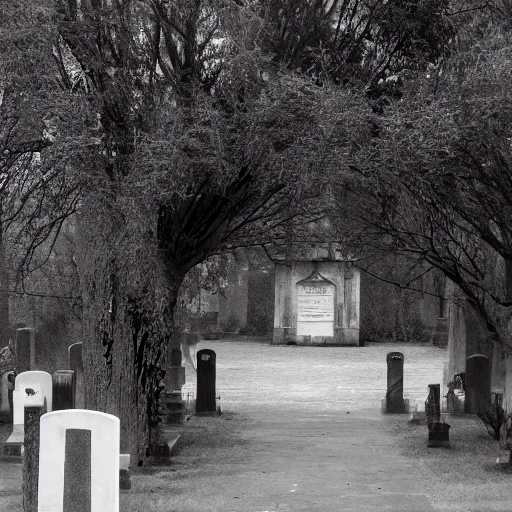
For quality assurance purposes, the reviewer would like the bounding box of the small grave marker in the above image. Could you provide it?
[425,384,441,430]
[427,422,450,448]
[52,370,76,411]
[38,410,120,512]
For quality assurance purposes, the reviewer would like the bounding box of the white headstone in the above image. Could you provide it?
[38,409,120,512]
[14,371,53,422]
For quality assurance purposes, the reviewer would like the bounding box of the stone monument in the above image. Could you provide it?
[385,352,406,413]
[273,259,360,346]
[38,410,120,512]
[196,349,216,414]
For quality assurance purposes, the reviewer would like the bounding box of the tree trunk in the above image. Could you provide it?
[0,220,10,346]
[76,207,184,463]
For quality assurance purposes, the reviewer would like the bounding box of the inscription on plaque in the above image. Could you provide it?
[297,282,335,337]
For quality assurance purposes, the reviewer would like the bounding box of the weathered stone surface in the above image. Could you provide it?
[38,410,120,512]
[465,354,491,414]
[386,352,405,413]
[196,349,216,414]
[22,405,43,512]
[52,370,76,411]
[427,422,450,448]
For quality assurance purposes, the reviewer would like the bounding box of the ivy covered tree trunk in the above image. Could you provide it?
[76,205,183,462]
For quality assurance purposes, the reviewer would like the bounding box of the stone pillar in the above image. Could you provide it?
[69,343,84,409]
[52,370,76,411]
[15,328,36,373]
[446,281,466,385]
[196,349,216,414]
[385,352,405,413]
[273,264,293,344]
[465,354,491,414]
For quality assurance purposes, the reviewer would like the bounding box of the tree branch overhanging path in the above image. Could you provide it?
[1,0,469,461]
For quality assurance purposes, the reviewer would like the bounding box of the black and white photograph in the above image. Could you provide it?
[1,0,512,510]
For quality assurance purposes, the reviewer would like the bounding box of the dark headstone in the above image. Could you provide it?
[386,352,405,413]
[63,429,92,512]
[196,349,216,414]
[52,370,76,411]
[428,422,450,448]
[170,349,182,367]
[465,354,491,414]
[16,328,33,373]
[425,384,441,429]
[68,343,84,408]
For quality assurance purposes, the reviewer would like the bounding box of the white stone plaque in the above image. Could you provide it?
[38,409,120,512]
[297,282,335,337]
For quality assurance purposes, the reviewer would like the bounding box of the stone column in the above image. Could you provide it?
[386,352,405,413]
[196,349,216,414]
[465,354,491,414]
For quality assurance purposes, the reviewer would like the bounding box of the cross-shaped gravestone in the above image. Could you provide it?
[38,410,120,512]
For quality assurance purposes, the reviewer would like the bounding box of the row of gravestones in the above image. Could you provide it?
[0,339,84,421]
[384,351,493,415]
[384,352,497,450]
[18,348,220,511]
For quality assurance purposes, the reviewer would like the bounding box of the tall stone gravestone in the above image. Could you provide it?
[69,343,84,409]
[386,352,405,413]
[52,370,76,411]
[196,349,216,414]
[465,354,491,414]
[38,410,120,512]
[16,328,36,373]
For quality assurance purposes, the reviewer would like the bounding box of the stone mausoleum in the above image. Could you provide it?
[272,249,360,346]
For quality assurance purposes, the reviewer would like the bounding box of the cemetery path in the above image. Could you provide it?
[2,340,512,511]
